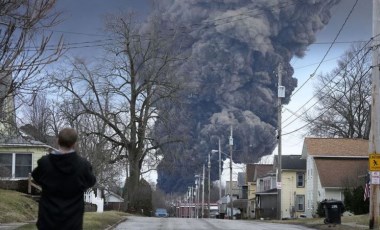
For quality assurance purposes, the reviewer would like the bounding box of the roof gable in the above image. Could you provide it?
[254,164,274,181]
[274,155,306,170]
[302,138,368,158]
[314,158,368,188]
[246,163,273,182]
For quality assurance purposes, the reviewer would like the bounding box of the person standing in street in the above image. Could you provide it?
[32,128,97,230]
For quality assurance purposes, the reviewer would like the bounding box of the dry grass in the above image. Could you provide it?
[268,214,370,230]
[16,211,129,230]
[0,189,128,229]
[0,189,38,223]
[341,214,369,226]
[83,211,129,230]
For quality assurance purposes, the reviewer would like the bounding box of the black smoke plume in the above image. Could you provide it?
[149,0,340,193]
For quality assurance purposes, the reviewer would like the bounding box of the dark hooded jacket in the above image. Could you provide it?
[32,152,96,230]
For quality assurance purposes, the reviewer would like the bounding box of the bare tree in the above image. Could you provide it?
[19,93,54,143]
[305,43,372,139]
[49,13,186,211]
[0,0,63,128]
[66,101,126,192]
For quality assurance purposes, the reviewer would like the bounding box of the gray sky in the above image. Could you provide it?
[55,0,372,61]
[54,0,152,58]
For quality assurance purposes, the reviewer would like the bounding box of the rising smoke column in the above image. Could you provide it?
[150,0,341,193]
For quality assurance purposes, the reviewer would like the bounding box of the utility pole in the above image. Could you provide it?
[277,63,284,220]
[197,175,200,218]
[218,138,222,200]
[202,164,205,218]
[369,0,380,228]
[192,186,194,218]
[188,187,191,218]
[229,125,233,219]
[208,152,211,218]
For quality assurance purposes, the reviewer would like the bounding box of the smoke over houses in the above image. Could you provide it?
[150,0,341,193]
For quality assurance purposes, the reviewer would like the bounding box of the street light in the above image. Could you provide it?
[211,130,234,220]
[211,138,222,200]
[195,174,200,218]
[208,147,222,218]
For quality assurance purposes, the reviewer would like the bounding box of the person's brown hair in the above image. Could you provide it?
[58,128,78,148]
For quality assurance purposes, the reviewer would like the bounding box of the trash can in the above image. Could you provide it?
[320,199,345,224]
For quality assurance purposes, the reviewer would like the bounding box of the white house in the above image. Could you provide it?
[301,138,368,218]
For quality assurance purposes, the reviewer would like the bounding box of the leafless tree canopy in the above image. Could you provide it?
[0,0,63,104]
[305,43,372,138]
[49,13,187,210]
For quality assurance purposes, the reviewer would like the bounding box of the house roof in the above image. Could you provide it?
[274,155,306,170]
[246,164,273,182]
[0,136,48,147]
[314,158,368,188]
[302,138,368,158]
[104,191,124,202]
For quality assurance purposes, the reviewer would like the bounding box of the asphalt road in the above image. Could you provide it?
[114,216,316,230]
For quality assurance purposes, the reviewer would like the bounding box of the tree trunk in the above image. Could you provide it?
[125,159,140,212]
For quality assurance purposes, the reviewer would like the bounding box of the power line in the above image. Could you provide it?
[3,0,363,55]
[290,0,359,98]
[13,0,299,52]
[282,66,373,137]
[282,35,376,127]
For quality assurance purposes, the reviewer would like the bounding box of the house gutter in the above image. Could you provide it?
[313,156,368,159]
[0,143,51,148]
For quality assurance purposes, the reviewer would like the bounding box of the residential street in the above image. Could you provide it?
[114,216,315,230]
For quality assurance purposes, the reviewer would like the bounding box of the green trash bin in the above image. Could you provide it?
[321,199,345,224]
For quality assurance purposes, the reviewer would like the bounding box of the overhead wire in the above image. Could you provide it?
[282,65,373,136]
[2,1,297,53]
[282,36,374,127]
[289,0,359,98]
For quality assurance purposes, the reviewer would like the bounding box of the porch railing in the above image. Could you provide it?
[28,173,41,194]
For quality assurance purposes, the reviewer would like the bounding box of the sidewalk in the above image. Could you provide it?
[0,223,29,230]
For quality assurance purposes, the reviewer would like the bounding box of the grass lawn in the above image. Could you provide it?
[0,189,38,223]
[16,211,129,230]
[0,189,128,230]
[267,214,369,230]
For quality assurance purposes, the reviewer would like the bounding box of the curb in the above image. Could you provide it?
[105,216,128,230]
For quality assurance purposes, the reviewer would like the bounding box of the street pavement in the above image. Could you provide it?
[114,216,315,230]
[0,223,28,230]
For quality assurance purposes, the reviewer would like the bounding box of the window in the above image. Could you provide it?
[0,153,32,178]
[15,154,32,177]
[296,195,305,211]
[297,173,304,187]
[0,154,12,177]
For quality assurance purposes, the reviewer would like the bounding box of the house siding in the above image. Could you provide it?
[305,156,318,218]
[325,189,343,201]
[281,171,306,219]
[247,182,256,218]
[0,146,48,178]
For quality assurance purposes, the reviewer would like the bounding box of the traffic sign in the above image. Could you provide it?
[369,154,380,171]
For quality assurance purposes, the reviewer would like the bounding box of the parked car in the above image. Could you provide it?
[209,210,219,218]
[155,208,169,217]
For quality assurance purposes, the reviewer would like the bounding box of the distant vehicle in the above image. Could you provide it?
[226,208,241,219]
[155,208,169,217]
[209,210,219,218]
